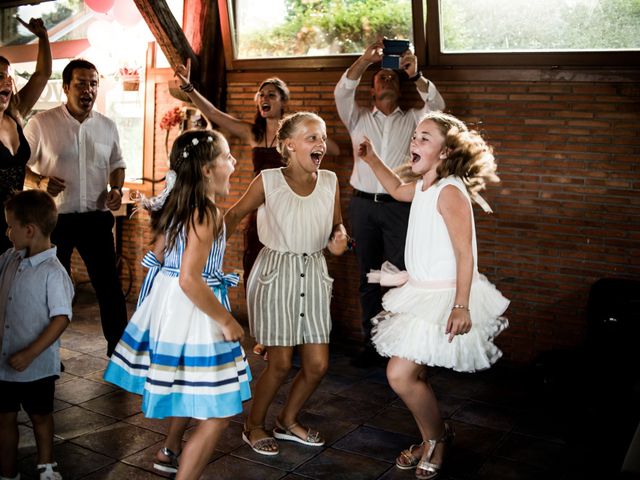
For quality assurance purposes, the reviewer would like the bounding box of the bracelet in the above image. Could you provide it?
[179,82,195,93]
[452,304,469,312]
[409,71,423,82]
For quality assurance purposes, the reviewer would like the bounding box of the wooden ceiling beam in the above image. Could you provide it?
[132,0,199,73]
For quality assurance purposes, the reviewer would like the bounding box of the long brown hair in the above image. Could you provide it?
[423,111,500,196]
[149,129,226,251]
[251,77,290,144]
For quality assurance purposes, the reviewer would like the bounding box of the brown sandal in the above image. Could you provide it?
[242,425,279,456]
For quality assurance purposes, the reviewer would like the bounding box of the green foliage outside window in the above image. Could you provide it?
[236,0,413,58]
[441,0,640,52]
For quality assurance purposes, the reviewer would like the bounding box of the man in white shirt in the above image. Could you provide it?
[24,59,127,357]
[334,40,445,366]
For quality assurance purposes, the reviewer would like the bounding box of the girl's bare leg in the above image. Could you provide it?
[386,357,446,466]
[245,346,294,449]
[156,416,190,464]
[175,417,228,480]
[277,343,329,438]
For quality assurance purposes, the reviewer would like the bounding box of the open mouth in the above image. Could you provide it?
[411,152,421,163]
[80,95,93,107]
[0,89,11,102]
[310,151,323,165]
[261,103,271,113]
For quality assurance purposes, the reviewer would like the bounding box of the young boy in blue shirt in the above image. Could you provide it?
[0,190,73,480]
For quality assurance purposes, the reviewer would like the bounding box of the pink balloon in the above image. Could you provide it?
[85,0,115,14]
[112,0,142,27]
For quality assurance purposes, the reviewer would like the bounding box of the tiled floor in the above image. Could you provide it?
[13,286,636,479]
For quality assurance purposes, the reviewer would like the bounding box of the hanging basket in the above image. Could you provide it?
[121,75,140,91]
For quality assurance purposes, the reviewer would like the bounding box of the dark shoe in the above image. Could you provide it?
[350,346,386,368]
[153,447,180,474]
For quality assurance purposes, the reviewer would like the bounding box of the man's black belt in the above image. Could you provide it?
[353,189,397,203]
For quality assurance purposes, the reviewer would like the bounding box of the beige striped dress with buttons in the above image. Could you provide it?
[246,167,336,346]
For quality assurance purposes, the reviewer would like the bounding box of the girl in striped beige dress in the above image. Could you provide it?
[225,112,349,455]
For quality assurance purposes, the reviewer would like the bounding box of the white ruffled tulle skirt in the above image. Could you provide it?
[371,274,509,372]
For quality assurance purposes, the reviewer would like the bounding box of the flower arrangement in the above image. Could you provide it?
[160,107,185,155]
[119,66,140,78]
[160,107,184,131]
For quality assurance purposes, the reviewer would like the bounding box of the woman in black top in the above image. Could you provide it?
[0,17,51,253]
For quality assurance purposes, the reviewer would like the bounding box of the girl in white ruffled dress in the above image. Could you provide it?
[358,111,509,480]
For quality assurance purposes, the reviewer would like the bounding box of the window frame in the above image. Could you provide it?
[217,0,426,71]
[217,0,639,71]
[426,0,640,67]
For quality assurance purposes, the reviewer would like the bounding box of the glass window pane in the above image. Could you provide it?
[232,0,413,59]
[1,1,88,46]
[440,0,640,53]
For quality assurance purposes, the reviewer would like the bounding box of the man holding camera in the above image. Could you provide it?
[334,39,445,367]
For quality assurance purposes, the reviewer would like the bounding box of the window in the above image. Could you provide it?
[220,0,422,69]
[439,0,639,53]
[428,0,640,66]
[2,1,151,183]
[1,0,86,46]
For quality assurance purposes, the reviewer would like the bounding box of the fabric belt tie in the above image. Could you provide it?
[367,261,479,289]
[138,251,239,310]
[353,189,397,203]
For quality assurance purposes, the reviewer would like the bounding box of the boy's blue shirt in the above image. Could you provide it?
[0,246,74,382]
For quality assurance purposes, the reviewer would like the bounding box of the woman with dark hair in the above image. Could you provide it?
[0,17,51,253]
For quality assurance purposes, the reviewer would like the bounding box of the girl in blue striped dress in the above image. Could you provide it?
[103,129,250,479]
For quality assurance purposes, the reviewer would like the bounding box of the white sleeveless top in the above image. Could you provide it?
[405,176,479,283]
[257,167,336,254]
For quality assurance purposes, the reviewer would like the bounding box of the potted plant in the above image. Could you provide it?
[119,66,141,91]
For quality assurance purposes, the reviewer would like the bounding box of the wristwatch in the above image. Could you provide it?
[409,71,423,82]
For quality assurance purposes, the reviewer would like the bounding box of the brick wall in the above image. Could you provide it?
[220,74,640,364]
[110,71,639,365]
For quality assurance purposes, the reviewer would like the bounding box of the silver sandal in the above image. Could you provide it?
[415,422,455,480]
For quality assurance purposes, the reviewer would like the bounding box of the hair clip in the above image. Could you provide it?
[192,138,199,146]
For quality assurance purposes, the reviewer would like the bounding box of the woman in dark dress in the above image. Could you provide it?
[0,17,51,253]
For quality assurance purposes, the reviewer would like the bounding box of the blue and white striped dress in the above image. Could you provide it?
[103,229,251,419]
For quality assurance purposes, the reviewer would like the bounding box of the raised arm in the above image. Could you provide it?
[358,137,416,202]
[175,64,253,143]
[179,213,244,342]
[224,173,266,239]
[439,185,473,343]
[346,40,383,81]
[14,17,51,117]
